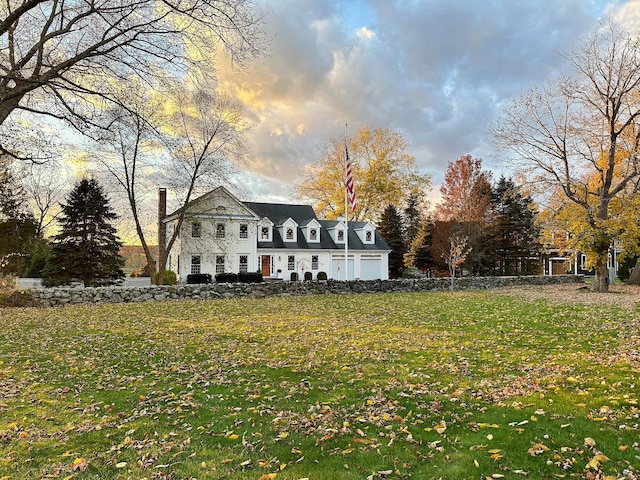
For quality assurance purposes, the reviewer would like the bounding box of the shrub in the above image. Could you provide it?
[618,254,638,282]
[290,272,299,281]
[238,271,263,283]
[317,271,327,280]
[156,270,177,285]
[0,290,38,308]
[216,272,238,283]
[186,273,212,284]
[304,271,313,281]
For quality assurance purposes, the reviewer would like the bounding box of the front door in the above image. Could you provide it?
[261,255,271,277]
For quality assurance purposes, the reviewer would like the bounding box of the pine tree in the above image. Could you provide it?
[0,157,38,274]
[490,177,542,275]
[43,179,124,286]
[403,192,423,248]
[378,204,406,278]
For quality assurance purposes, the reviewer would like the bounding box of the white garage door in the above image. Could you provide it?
[360,256,382,280]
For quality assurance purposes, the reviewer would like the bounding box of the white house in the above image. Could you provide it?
[159,186,391,281]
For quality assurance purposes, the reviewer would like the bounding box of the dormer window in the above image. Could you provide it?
[337,230,345,242]
[261,226,270,240]
[286,227,294,240]
[310,228,317,241]
[366,231,372,242]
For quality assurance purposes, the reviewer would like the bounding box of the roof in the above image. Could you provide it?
[243,202,317,226]
[163,188,390,252]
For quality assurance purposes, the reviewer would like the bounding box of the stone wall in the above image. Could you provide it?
[29,275,585,307]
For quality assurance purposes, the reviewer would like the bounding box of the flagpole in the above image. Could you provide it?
[344,123,349,281]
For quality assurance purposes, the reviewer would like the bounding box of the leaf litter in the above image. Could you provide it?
[0,289,638,479]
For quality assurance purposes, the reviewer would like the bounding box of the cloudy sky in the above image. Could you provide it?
[209,0,640,204]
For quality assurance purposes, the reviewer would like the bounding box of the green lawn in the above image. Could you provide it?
[0,291,638,479]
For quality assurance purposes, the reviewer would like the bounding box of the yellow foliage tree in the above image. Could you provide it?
[295,126,431,222]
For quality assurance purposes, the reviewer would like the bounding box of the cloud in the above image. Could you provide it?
[214,0,629,203]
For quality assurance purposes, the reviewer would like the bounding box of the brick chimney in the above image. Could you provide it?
[158,188,167,270]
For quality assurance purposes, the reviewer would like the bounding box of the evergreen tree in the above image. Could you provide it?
[43,179,124,286]
[378,204,406,278]
[490,177,542,275]
[0,157,39,274]
[403,192,423,248]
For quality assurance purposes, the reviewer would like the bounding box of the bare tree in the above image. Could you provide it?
[0,0,267,157]
[444,233,471,292]
[20,160,71,236]
[491,22,640,293]
[93,84,163,281]
[157,83,249,284]
[95,78,249,284]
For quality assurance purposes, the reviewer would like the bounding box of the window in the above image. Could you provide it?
[216,223,226,239]
[337,230,344,242]
[216,256,225,274]
[286,227,294,240]
[239,224,248,239]
[191,222,201,238]
[310,228,317,241]
[287,255,295,271]
[311,255,319,270]
[190,255,201,274]
[366,231,372,242]
[261,226,270,240]
[239,255,248,273]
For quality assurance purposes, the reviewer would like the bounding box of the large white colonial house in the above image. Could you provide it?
[159,186,391,281]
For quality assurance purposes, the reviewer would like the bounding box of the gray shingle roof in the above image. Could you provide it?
[244,202,389,251]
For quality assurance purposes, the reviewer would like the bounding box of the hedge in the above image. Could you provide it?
[186,273,213,284]
[238,271,263,283]
[216,272,239,283]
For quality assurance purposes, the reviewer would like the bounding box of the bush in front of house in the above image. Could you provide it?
[186,273,213,284]
[238,271,263,283]
[216,272,239,283]
[155,270,177,285]
[317,271,327,280]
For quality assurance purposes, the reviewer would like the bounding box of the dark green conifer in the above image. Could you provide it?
[43,178,124,286]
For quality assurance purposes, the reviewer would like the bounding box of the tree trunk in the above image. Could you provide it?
[591,260,609,293]
[627,259,640,285]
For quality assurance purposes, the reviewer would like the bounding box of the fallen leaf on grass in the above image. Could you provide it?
[70,457,88,471]
[527,443,549,456]
[434,421,447,434]
[585,454,609,470]
[258,474,277,480]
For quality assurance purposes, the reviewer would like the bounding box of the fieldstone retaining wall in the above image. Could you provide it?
[29,275,584,307]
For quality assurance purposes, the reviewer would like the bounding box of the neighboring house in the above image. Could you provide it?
[541,228,622,278]
[159,186,390,281]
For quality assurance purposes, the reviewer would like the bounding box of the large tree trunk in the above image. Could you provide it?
[627,259,640,285]
[591,260,609,293]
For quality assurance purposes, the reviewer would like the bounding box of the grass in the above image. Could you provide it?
[0,290,638,479]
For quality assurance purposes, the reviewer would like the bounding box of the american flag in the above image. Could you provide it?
[345,145,357,211]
